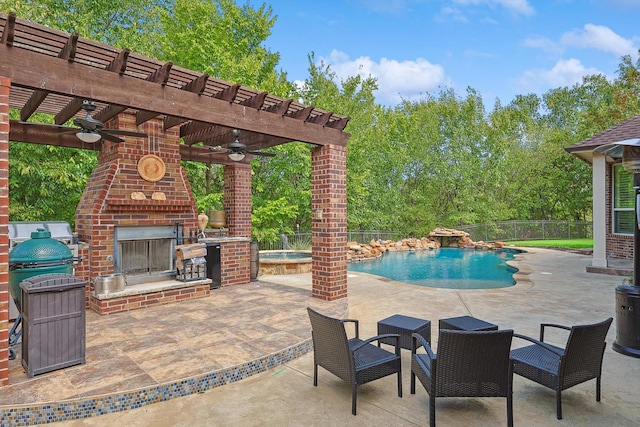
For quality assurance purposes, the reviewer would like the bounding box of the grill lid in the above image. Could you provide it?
[9,228,73,266]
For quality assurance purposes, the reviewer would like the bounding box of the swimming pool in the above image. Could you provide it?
[347,248,519,289]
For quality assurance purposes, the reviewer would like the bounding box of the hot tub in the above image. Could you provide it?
[259,250,312,275]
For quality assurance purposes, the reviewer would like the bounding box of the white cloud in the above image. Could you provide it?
[452,0,535,16]
[516,58,603,94]
[561,24,637,57]
[522,36,563,55]
[319,50,448,105]
[438,7,470,23]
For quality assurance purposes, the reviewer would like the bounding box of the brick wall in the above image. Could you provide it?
[0,77,9,386]
[311,144,347,301]
[220,240,250,286]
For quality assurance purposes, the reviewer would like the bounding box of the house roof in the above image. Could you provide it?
[0,12,350,165]
[565,114,640,164]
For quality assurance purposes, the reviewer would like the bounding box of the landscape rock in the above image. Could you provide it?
[347,228,506,262]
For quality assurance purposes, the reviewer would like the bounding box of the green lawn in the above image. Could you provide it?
[506,238,593,249]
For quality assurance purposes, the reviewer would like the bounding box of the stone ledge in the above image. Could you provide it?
[89,279,212,315]
[92,278,211,300]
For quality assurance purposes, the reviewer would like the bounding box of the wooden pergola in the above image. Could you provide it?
[0,12,349,160]
[0,12,350,386]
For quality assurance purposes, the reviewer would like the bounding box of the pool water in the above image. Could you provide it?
[347,248,519,289]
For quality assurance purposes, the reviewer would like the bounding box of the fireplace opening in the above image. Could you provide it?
[114,225,180,285]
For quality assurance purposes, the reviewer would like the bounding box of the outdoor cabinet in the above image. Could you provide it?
[20,273,86,378]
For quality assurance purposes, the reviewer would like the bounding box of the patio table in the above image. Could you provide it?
[439,315,498,331]
[377,314,431,350]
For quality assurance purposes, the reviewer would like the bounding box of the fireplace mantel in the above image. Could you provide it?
[106,198,193,212]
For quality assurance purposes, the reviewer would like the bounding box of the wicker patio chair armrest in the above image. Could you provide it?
[341,318,359,339]
[411,332,435,358]
[351,334,400,352]
[513,333,564,357]
[539,323,570,341]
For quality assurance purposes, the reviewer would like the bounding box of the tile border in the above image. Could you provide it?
[0,339,313,426]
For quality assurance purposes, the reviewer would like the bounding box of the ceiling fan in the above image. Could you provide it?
[208,129,275,161]
[66,100,148,143]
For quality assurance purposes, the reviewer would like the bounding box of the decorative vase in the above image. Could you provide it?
[210,210,226,229]
[198,212,209,231]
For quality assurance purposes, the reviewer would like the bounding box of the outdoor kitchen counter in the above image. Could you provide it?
[198,237,250,243]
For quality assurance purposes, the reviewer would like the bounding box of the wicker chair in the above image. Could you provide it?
[307,307,402,415]
[510,317,613,420]
[411,329,514,427]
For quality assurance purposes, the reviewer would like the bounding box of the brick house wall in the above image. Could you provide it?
[605,161,634,260]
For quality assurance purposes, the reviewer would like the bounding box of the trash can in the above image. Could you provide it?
[20,273,86,377]
[612,285,640,358]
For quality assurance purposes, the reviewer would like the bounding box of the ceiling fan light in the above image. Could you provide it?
[228,151,246,162]
[227,137,246,161]
[76,130,101,143]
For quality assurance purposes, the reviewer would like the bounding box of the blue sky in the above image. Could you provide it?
[248,0,640,107]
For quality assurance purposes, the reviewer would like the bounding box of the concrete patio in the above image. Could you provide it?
[2,248,639,426]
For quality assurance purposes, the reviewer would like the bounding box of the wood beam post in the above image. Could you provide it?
[0,75,10,386]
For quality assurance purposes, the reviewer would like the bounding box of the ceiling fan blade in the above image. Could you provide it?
[206,145,230,153]
[101,129,148,138]
[74,117,100,131]
[248,150,276,157]
[19,121,68,129]
[98,131,124,143]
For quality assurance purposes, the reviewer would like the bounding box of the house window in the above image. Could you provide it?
[613,164,635,234]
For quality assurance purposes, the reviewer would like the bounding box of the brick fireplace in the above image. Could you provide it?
[75,112,210,314]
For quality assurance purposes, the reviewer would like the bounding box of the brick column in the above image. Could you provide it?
[223,163,252,238]
[222,163,252,287]
[311,144,347,300]
[0,76,10,386]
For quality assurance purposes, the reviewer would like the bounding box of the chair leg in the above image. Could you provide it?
[397,370,403,397]
[352,385,357,415]
[313,363,318,387]
[596,375,602,402]
[556,389,562,420]
[411,371,416,394]
[507,363,513,427]
[429,393,436,427]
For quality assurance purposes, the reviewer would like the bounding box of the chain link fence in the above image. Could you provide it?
[456,220,592,242]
